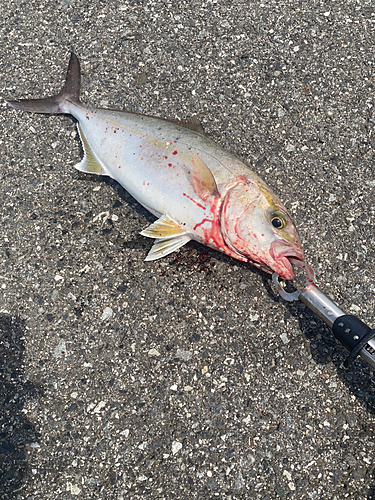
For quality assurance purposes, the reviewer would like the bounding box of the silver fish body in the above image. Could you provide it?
[7,54,304,279]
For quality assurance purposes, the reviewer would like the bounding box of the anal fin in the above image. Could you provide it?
[75,124,111,176]
[145,234,191,261]
[140,215,187,239]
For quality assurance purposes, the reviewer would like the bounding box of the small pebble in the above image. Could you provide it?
[101,307,113,320]
[171,441,182,455]
[148,348,160,356]
[175,349,193,361]
[54,339,66,358]
[280,333,290,345]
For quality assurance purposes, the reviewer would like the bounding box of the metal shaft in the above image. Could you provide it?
[299,283,375,370]
[299,283,344,329]
[272,267,375,370]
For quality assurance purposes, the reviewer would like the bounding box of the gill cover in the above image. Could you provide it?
[220,179,264,264]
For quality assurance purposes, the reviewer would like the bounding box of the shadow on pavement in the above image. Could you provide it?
[0,314,41,499]
[262,275,375,413]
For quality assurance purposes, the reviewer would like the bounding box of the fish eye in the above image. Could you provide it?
[271,213,287,229]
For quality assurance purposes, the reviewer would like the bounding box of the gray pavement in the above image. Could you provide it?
[1,1,375,499]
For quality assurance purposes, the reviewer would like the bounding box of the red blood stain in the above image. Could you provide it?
[168,163,172,167]
[139,145,142,147]
[261,234,264,237]
[172,151,178,155]
[191,198,245,261]
[183,193,206,210]
[237,175,248,183]
[194,218,213,231]
[118,166,121,169]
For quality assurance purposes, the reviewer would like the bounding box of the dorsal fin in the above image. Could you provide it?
[165,117,205,135]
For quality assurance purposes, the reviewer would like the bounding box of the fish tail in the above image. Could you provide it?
[7,53,80,114]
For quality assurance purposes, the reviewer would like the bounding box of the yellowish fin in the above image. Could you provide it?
[140,215,187,239]
[75,124,111,176]
[189,154,219,201]
[145,235,191,261]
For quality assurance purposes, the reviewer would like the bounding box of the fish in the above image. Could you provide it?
[7,53,304,280]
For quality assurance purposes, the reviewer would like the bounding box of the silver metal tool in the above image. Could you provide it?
[272,259,375,369]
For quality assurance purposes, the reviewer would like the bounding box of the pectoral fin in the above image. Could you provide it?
[189,154,219,201]
[140,215,187,239]
[75,124,112,176]
[145,235,191,261]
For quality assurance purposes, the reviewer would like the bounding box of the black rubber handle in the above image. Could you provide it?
[332,315,375,367]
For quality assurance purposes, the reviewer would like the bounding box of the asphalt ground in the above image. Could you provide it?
[1,1,375,499]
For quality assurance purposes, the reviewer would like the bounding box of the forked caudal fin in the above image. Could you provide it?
[6,53,81,114]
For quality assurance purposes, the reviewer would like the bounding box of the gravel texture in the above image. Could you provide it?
[1,1,375,499]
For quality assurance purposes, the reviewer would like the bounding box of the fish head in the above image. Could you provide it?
[220,177,304,279]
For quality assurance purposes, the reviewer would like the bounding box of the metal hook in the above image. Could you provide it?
[272,259,316,302]
[272,259,375,369]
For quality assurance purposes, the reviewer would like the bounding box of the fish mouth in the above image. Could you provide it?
[269,240,304,280]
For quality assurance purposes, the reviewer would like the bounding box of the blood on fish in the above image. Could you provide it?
[191,199,242,260]
[6,53,303,280]
[183,193,206,210]
[193,218,212,231]
[237,175,248,183]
